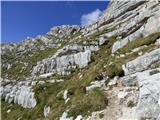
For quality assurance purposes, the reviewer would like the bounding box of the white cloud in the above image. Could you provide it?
[81,9,102,26]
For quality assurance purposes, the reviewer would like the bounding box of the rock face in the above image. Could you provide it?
[136,69,160,118]
[1,78,37,108]
[102,1,160,53]
[122,48,160,75]
[81,1,160,53]
[1,25,81,55]
[121,68,160,119]
[32,44,99,75]
[32,49,92,75]
[122,48,160,119]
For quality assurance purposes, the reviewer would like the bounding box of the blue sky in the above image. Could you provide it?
[1,1,109,43]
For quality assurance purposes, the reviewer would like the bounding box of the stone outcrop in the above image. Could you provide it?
[48,25,81,38]
[1,78,37,108]
[121,48,160,118]
[111,1,160,53]
[80,1,160,53]
[122,48,160,75]
[1,25,81,55]
[32,50,91,75]
[32,44,99,75]
[136,69,160,118]
[121,68,160,119]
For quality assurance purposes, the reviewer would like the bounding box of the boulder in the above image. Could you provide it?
[155,38,160,45]
[86,80,106,92]
[60,112,73,120]
[98,37,107,45]
[44,106,50,117]
[75,115,82,120]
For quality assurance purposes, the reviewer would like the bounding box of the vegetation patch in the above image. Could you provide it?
[99,113,105,118]
[127,100,135,107]
[68,88,106,118]
[89,28,115,39]
[117,32,160,54]
[149,69,160,75]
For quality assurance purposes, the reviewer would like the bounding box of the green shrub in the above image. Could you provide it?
[106,63,124,78]
[99,113,104,118]
[127,100,135,107]
[149,69,160,75]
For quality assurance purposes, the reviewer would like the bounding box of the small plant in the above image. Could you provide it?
[127,100,135,107]
[149,69,160,75]
[140,117,156,120]
[106,63,124,78]
[99,113,104,119]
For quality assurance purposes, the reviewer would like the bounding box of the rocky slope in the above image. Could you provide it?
[1,0,160,120]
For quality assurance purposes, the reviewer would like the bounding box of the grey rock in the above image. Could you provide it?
[39,73,54,78]
[122,48,160,75]
[98,36,107,45]
[86,80,106,92]
[2,85,36,108]
[131,45,147,53]
[32,47,92,75]
[48,25,81,38]
[104,1,160,53]
[38,81,45,85]
[136,69,160,118]
[121,68,160,118]
[108,76,118,87]
[121,74,138,87]
[44,106,50,117]
[155,38,160,45]
[1,78,37,108]
[63,90,68,100]
[75,115,82,120]
[118,91,129,100]
[143,15,160,37]
[63,90,70,104]
[47,79,64,83]
[60,112,73,120]
[7,109,11,113]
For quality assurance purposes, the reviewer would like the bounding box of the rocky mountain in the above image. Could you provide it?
[1,0,160,120]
